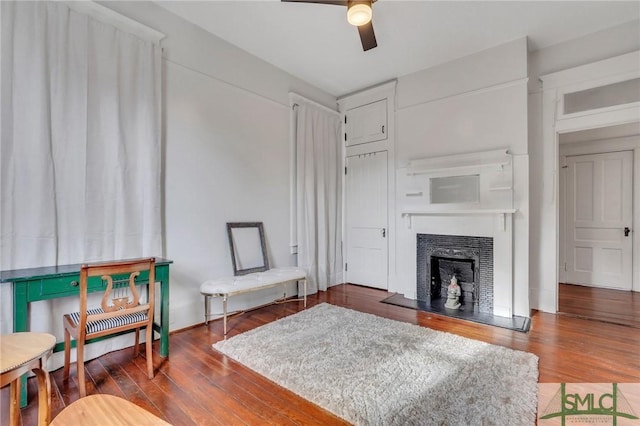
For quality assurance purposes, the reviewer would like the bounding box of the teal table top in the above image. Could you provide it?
[0,257,173,282]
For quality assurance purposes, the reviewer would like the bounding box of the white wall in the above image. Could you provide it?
[527,19,640,312]
[393,38,530,317]
[100,2,337,331]
[528,20,640,93]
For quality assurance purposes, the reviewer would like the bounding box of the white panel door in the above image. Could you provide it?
[565,150,633,290]
[345,151,388,289]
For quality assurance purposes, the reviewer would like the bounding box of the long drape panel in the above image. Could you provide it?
[295,102,342,294]
[0,1,162,364]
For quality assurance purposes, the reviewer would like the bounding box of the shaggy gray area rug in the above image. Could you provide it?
[213,303,538,425]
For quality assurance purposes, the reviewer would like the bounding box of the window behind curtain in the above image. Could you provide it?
[1,1,162,270]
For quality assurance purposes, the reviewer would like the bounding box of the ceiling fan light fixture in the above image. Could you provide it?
[347,2,372,26]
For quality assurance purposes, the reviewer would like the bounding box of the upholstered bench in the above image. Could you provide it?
[200,267,307,335]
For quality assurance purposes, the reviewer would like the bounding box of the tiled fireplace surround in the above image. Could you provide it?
[416,234,494,313]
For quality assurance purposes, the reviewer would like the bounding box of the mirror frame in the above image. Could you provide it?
[226,222,269,276]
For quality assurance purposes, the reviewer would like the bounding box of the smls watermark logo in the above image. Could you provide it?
[538,383,640,425]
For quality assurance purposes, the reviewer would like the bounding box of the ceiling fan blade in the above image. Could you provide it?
[357,20,377,51]
[281,0,348,5]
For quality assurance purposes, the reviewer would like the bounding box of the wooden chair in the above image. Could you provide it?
[63,258,156,397]
[1,332,56,426]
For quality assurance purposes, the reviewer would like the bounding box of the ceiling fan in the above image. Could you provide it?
[282,0,378,51]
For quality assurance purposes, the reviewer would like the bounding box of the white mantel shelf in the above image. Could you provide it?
[401,209,517,230]
[402,209,517,216]
[405,148,511,176]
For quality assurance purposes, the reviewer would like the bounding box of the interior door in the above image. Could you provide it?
[565,150,633,290]
[345,151,388,289]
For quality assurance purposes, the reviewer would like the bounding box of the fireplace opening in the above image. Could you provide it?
[430,256,475,307]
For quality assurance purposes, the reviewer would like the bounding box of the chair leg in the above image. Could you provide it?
[145,326,154,379]
[77,340,87,398]
[33,367,51,426]
[9,378,20,426]
[133,328,140,357]
[63,328,71,379]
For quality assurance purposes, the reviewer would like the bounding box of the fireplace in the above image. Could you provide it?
[417,234,493,314]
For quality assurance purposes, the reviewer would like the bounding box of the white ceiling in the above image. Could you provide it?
[156,1,639,96]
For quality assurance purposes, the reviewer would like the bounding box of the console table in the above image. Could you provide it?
[0,257,173,406]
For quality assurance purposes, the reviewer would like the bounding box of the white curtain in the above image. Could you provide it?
[295,102,343,294]
[1,1,162,270]
[0,2,162,364]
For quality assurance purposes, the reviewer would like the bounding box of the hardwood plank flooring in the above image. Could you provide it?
[559,282,640,328]
[4,284,640,425]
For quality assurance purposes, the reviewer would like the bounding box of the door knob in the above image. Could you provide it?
[624,227,631,237]
[382,228,386,238]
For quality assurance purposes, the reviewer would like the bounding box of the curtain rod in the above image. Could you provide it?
[289,92,340,117]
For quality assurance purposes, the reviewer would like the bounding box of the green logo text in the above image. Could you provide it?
[540,383,638,425]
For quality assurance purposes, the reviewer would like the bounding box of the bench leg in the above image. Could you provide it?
[204,295,211,325]
[223,295,228,336]
[303,279,307,308]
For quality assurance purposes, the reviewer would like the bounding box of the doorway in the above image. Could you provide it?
[558,126,639,326]
[539,51,640,318]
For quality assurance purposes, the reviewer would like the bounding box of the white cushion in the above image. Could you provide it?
[200,268,306,296]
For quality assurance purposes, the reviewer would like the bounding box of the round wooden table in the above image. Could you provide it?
[0,332,56,426]
[50,394,171,425]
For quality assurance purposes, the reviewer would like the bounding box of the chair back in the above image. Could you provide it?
[78,258,155,337]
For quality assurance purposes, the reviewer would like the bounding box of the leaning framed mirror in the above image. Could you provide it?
[226,222,269,276]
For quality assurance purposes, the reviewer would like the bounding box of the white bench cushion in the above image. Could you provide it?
[200,267,306,297]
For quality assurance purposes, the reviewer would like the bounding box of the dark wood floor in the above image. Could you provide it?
[559,282,640,328]
[5,284,640,425]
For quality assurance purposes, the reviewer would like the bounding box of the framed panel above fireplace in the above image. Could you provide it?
[430,175,480,204]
